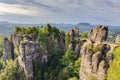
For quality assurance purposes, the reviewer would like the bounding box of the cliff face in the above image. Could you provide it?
[3,33,41,80]
[3,30,66,80]
[79,26,118,80]
[18,39,39,80]
[80,41,108,80]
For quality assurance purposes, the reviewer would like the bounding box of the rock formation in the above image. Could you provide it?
[75,44,81,58]
[115,35,120,43]
[80,40,109,80]
[70,29,75,43]
[88,26,108,41]
[79,26,117,80]
[58,32,65,49]
[74,27,79,37]
[68,27,80,51]
[18,38,39,80]
[3,37,10,61]
[3,37,15,61]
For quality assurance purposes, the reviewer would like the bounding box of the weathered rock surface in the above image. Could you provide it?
[115,35,120,43]
[4,38,10,61]
[4,37,15,61]
[67,43,73,50]
[75,44,81,58]
[19,39,39,80]
[79,26,117,80]
[68,27,80,51]
[70,29,75,43]
[58,32,65,49]
[79,41,109,80]
[74,27,79,37]
[88,26,108,41]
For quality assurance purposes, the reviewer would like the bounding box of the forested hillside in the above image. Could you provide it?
[0,24,120,80]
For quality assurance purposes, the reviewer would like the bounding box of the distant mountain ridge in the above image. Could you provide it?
[0,21,120,35]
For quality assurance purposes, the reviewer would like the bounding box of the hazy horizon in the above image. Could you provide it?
[0,0,120,26]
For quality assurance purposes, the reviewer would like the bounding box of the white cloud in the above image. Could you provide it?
[0,3,38,16]
[0,0,120,25]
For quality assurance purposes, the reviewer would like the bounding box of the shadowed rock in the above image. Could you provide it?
[19,39,39,80]
[3,38,10,61]
[70,29,75,43]
[58,32,65,49]
[75,44,81,58]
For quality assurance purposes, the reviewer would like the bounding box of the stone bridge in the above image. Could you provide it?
[81,38,119,52]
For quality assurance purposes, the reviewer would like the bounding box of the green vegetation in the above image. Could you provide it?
[107,46,120,80]
[88,76,97,80]
[0,59,24,80]
[81,32,87,38]
[0,24,81,80]
[65,31,70,48]
[2,24,120,80]
[87,43,100,53]
[93,45,100,53]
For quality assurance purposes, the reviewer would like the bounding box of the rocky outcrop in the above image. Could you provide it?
[3,37,15,61]
[58,32,65,49]
[79,26,116,80]
[3,33,41,79]
[18,38,39,80]
[4,38,10,61]
[115,35,120,44]
[79,41,110,80]
[74,27,79,37]
[75,44,81,58]
[67,43,74,50]
[68,27,80,51]
[70,29,75,43]
[88,26,108,41]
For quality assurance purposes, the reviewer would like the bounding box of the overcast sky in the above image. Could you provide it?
[0,0,120,25]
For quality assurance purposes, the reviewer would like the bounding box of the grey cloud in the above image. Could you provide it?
[0,0,120,25]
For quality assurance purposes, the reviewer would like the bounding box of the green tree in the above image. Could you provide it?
[107,46,120,80]
[81,32,87,38]
[0,59,24,80]
[65,31,70,48]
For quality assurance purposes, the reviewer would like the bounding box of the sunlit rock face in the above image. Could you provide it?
[19,38,39,80]
[79,41,109,80]
[79,26,112,80]
[115,35,120,43]
[88,26,108,41]
[74,27,79,37]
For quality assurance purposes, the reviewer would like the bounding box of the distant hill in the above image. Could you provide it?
[0,21,120,35]
[75,23,92,33]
